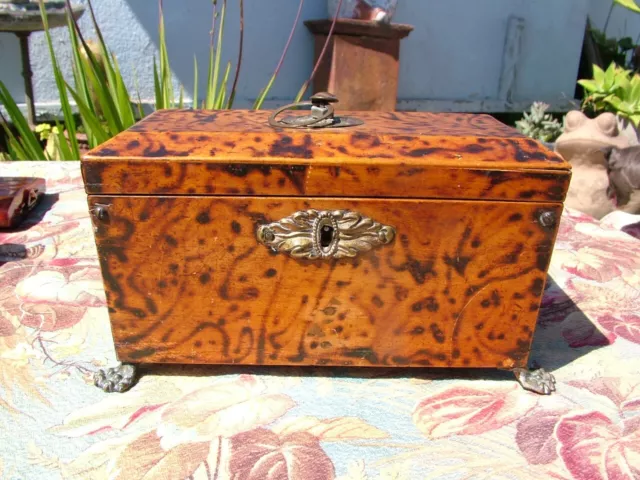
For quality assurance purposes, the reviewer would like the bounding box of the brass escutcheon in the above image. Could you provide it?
[256,209,396,260]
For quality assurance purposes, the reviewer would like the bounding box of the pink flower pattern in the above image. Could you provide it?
[557,413,640,480]
[1,162,640,479]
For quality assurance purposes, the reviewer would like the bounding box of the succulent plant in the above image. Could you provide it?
[515,102,564,143]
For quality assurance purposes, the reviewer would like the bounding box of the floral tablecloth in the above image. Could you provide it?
[1,161,639,480]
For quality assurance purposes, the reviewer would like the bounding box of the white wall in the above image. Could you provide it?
[394,0,589,111]
[1,0,635,116]
[0,0,328,117]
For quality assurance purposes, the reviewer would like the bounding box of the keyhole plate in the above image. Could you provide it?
[256,209,396,261]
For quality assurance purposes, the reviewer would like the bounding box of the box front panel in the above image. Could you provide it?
[89,196,561,369]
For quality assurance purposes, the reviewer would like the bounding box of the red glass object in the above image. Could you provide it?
[0,177,45,228]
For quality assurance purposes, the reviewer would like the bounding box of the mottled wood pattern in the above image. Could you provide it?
[125,110,530,136]
[83,159,570,202]
[82,110,570,201]
[89,195,562,369]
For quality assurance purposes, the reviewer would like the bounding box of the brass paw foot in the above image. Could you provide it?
[94,364,137,393]
[513,367,556,395]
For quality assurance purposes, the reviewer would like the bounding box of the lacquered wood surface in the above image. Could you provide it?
[89,195,562,369]
[128,110,537,136]
[83,159,570,202]
[82,110,570,201]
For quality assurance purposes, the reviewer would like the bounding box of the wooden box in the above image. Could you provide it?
[81,100,570,394]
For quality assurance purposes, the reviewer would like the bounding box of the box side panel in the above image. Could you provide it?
[81,157,570,202]
[89,196,561,369]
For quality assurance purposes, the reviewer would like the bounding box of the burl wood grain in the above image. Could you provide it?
[82,110,570,202]
[89,195,562,368]
[125,110,537,136]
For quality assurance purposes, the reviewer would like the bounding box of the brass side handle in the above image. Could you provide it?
[256,209,396,260]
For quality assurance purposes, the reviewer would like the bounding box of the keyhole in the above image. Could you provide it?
[320,225,334,248]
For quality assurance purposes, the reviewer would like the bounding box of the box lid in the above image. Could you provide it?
[81,105,570,202]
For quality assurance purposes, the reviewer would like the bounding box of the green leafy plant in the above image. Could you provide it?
[205,0,229,109]
[589,27,635,69]
[60,0,139,148]
[578,63,624,109]
[0,0,144,161]
[0,81,47,160]
[0,0,304,161]
[154,0,182,109]
[614,0,640,14]
[161,0,246,111]
[36,123,64,160]
[1,0,248,160]
[579,63,640,127]
[515,102,564,143]
[586,1,640,72]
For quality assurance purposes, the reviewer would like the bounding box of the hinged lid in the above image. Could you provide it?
[81,95,570,202]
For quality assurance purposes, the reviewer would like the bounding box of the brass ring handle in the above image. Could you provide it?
[268,100,335,129]
[267,92,364,129]
[256,209,396,260]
